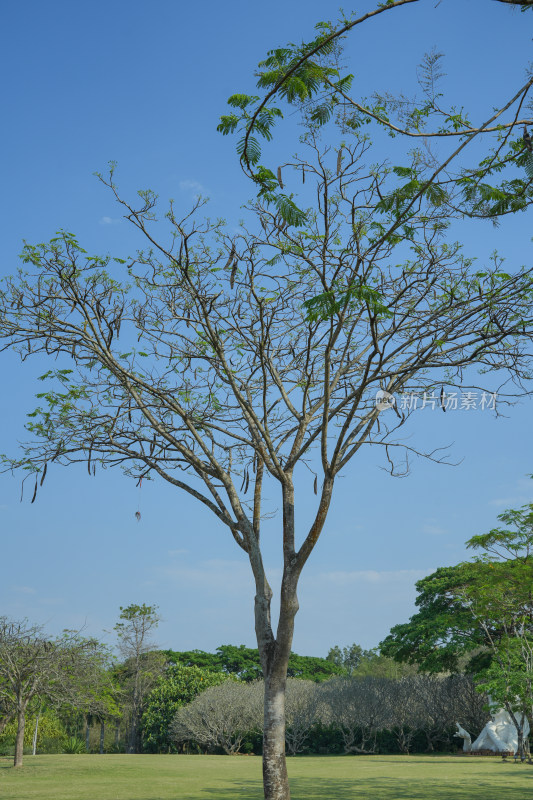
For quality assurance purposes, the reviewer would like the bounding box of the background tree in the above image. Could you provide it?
[318,676,390,754]
[171,680,263,755]
[141,663,228,753]
[165,645,343,682]
[0,617,109,767]
[326,643,416,679]
[283,679,319,755]
[113,604,163,753]
[459,505,533,758]
[326,643,369,676]
[381,497,533,757]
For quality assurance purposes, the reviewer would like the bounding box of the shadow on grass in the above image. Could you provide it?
[200,773,533,800]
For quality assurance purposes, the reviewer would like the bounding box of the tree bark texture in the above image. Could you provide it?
[14,707,25,767]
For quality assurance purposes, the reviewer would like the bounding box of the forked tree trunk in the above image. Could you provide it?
[14,707,26,767]
[252,474,333,799]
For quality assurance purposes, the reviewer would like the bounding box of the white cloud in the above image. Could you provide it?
[422,523,448,536]
[168,548,189,557]
[311,568,432,587]
[489,496,528,507]
[179,179,208,196]
[99,216,121,225]
[488,478,532,508]
[12,585,36,594]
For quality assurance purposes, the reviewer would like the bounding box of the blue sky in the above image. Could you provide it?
[1,0,532,658]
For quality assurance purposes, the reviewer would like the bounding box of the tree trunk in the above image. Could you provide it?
[114,722,120,748]
[14,707,26,767]
[32,713,40,756]
[85,717,91,752]
[99,720,105,754]
[263,674,290,800]
[128,713,137,754]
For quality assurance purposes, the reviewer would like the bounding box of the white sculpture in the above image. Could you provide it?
[454,722,472,752]
[455,708,530,756]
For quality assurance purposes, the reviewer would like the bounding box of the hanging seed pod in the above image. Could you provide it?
[252,453,256,474]
[302,167,305,184]
[244,468,250,494]
[337,147,343,176]
[223,245,236,270]
[20,480,24,503]
[230,259,238,289]
[92,463,96,476]
[31,477,38,504]
[240,470,247,492]
[87,445,92,476]
[277,166,284,189]
[313,476,318,495]
[149,435,156,456]
[186,310,191,328]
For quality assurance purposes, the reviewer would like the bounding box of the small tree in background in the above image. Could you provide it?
[113,604,163,753]
[0,617,110,766]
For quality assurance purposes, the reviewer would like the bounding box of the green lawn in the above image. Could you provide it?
[0,754,531,800]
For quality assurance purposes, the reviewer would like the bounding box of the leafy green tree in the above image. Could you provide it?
[381,497,533,757]
[458,506,533,759]
[141,663,228,753]
[379,563,490,674]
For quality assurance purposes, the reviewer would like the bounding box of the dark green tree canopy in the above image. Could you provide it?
[380,498,533,674]
[164,645,344,683]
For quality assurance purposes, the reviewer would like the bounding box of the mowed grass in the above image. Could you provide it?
[0,754,532,800]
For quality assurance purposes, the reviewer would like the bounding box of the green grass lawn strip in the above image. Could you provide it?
[0,754,531,799]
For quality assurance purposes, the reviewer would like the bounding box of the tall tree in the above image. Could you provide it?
[2,8,533,798]
[114,604,163,753]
